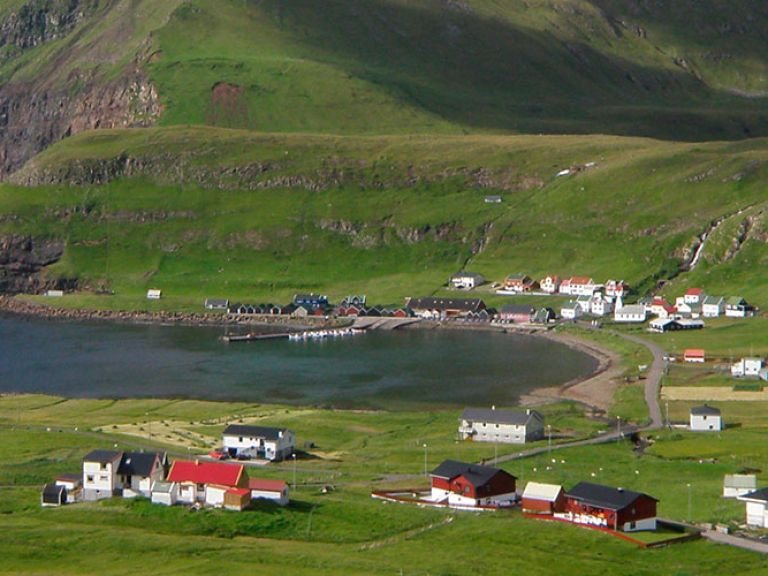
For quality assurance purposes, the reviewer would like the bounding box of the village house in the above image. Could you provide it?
[166,460,250,510]
[725,297,754,318]
[724,474,757,499]
[532,307,557,324]
[614,303,647,323]
[575,295,593,314]
[450,272,485,290]
[293,293,329,311]
[458,407,544,444]
[731,358,764,378]
[498,304,536,323]
[683,348,706,363]
[605,280,628,298]
[82,450,123,501]
[249,479,290,506]
[690,405,722,431]
[683,288,706,304]
[702,296,725,318]
[648,318,704,333]
[340,295,366,308]
[406,297,486,319]
[674,298,702,318]
[503,274,538,293]
[558,482,658,532]
[738,488,768,528]
[521,482,565,515]
[539,275,561,294]
[222,424,295,461]
[590,294,614,317]
[117,452,167,498]
[429,460,517,508]
[560,301,582,320]
[204,298,229,310]
[559,277,600,296]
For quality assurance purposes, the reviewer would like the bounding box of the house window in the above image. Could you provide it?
[239,437,243,442]
[86,475,94,483]
[100,463,108,470]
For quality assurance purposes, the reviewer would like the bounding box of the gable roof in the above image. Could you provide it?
[500,304,536,315]
[566,482,656,510]
[249,478,288,492]
[615,304,646,315]
[430,460,514,487]
[684,348,706,357]
[42,483,66,501]
[691,405,721,416]
[522,482,563,501]
[223,424,288,440]
[685,288,704,296]
[703,295,724,306]
[727,296,748,306]
[118,452,162,477]
[460,407,542,426]
[724,474,757,489]
[83,450,122,464]
[167,460,245,487]
[740,488,768,502]
[407,297,485,313]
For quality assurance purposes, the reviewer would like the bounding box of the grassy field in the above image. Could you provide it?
[3,390,768,574]
[4,128,768,308]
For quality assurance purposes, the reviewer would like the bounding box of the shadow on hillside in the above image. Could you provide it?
[244,0,768,141]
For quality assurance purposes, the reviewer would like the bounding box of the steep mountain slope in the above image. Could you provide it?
[3,128,767,306]
[2,0,768,175]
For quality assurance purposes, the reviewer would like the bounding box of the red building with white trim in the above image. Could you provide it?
[559,482,658,532]
[429,460,517,508]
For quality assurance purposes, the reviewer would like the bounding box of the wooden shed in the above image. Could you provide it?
[521,482,565,514]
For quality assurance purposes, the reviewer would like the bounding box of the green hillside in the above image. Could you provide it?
[3,127,767,308]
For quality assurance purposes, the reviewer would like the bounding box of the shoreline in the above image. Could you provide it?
[0,295,622,412]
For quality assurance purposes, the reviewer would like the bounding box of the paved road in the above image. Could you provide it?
[703,530,768,554]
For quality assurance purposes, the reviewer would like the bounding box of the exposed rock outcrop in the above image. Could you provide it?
[0,234,75,293]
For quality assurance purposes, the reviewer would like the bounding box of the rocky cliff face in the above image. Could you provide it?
[0,234,76,293]
[0,0,162,176]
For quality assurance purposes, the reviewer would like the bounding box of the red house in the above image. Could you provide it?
[430,460,517,508]
[684,348,706,363]
[521,482,566,514]
[562,482,658,532]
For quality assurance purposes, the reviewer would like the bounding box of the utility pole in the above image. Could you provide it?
[687,483,692,523]
[547,425,552,455]
[423,443,428,477]
[616,416,621,443]
[292,453,297,491]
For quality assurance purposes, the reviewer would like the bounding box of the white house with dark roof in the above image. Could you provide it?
[222,424,295,461]
[738,488,768,528]
[450,272,485,290]
[117,452,167,498]
[724,474,757,499]
[459,407,544,444]
[690,405,722,431]
[82,450,123,501]
[702,296,725,318]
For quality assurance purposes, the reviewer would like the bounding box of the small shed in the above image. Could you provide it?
[146,289,162,300]
[690,405,722,431]
[249,478,289,506]
[521,482,565,514]
[738,488,768,528]
[224,488,251,511]
[724,474,757,499]
[151,481,178,506]
[684,349,706,363]
[204,298,229,310]
[41,483,67,507]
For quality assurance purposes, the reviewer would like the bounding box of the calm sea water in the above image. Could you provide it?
[0,314,597,409]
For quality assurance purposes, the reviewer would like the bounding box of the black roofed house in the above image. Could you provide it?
[690,405,722,431]
[737,488,768,528]
[459,407,544,444]
[499,304,536,323]
[204,298,229,310]
[430,459,517,508]
[118,452,168,498]
[450,272,486,290]
[406,297,486,320]
[562,482,658,532]
[222,424,295,461]
[293,293,329,311]
[41,483,67,507]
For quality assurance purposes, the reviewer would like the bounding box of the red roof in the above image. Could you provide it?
[685,288,703,296]
[568,276,592,285]
[684,349,706,358]
[226,487,251,496]
[167,460,244,487]
[249,478,288,492]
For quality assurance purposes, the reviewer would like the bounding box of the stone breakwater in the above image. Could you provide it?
[0,296,345,329]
